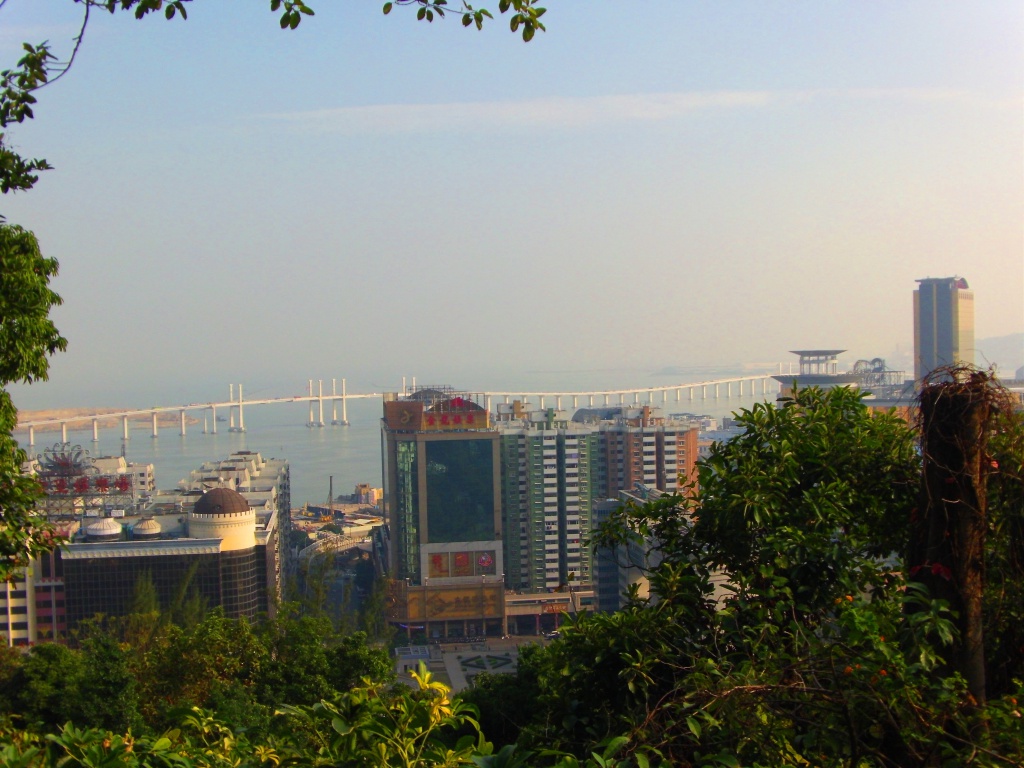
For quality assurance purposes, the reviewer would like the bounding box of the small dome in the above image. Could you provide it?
[192,487,250,517]
[86,517,123,542]
[132,517,162,540]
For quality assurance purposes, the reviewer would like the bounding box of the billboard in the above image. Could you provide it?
[384,400,424,431]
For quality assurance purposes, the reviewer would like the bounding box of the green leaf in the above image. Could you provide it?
[686,716,701,738]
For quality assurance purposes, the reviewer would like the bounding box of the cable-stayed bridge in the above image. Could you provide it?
[16,374,779,446]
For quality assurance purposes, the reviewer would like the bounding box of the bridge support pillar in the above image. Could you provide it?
[486,395,492,412]
[122,415,130,440]
[727,382,732,397]
[92,419,99,442]
[340,378,349,426]
[701,385,706,399]
[28,426,34,447]
[676,388,680,402]
[588,395,593,407]
[689,387,694,401]
[180,409,186,436]
[229,384,246,432]
[317,380,325,427]
[573,395,578,409]
[237,384,246,432]
[331,379,339,424]
[604,394,609,406]
[504,395,509,405]
[61,422,67,443]
[715,384,719,398]
[211,405,217,434]
[539,396,545,409]
[151,411,158,438]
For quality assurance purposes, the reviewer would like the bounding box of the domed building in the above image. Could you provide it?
[189,487,256,549]
[61,486,275,631]
[4,451,289,646]
[187,487,264,620]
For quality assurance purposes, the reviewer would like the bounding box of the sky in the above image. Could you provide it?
[2,0,1022,409]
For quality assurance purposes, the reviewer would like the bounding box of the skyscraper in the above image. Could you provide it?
[497,420,600,592]
[496,405,698,595]
[380,388,506,639]
[914,276,974,381]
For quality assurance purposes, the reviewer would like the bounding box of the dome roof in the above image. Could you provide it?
[86,517,123,541]
[192,487,250,516]
[132,517,162,539]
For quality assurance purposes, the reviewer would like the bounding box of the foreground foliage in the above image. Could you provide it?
[0,665,634,768]
[478,385,1024,766]
[3,384,1022,766]
[0,225,66,579]
[0,607,393,739]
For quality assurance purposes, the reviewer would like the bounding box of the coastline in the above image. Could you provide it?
[15,407,201,433]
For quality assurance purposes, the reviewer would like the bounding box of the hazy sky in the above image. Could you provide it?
[3,1,1022,409]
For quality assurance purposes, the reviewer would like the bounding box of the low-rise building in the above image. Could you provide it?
[2,451,290,646]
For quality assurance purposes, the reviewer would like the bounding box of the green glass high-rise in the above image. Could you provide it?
[381,388,506,639]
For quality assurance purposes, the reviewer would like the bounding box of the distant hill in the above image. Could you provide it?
[976,333,1024,376]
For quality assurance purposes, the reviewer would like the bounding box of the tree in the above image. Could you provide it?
[5,642,84,731]
[984,406,1024,698]
[255,605,336,706]
[910,368,1022,707]
[74,630,142,733]
[510,385,1024,765]
[360,574,396,645]
[325,631,395,691]
[133,609,268,730]
[692,385,920,618]
[275,664,494,768]
[0,224,66,580]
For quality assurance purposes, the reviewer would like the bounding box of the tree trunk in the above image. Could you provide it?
[912,371,991,706]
